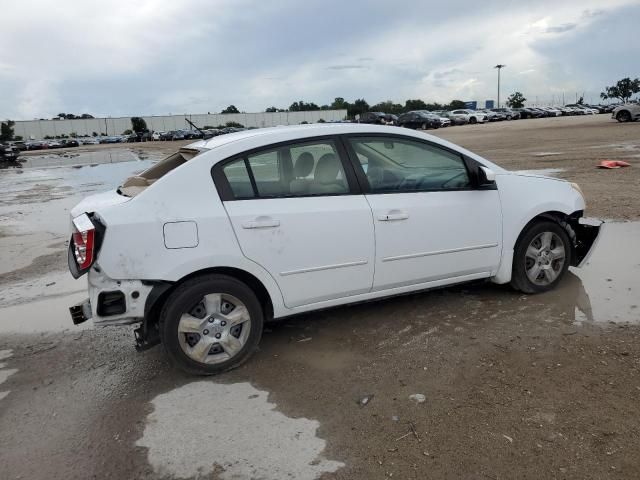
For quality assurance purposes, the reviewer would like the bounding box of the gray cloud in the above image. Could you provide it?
[326,65,369,70]
[0,0,638,119]
[543,23,578,33]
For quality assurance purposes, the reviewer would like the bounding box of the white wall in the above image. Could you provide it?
[13,110,348,139]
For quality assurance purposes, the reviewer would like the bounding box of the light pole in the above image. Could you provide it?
[494,64,506,108]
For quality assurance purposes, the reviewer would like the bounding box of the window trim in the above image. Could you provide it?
[340,132,497,194]
[212,135,362,201]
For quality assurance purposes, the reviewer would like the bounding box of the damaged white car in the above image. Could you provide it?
[68,124,601,374]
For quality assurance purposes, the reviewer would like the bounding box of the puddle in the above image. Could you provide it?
[16,148,162,169]
[0,271,84,309]
[137,382,344,479]
[513,168,565,176]
[531,152,563,157]
[0,292,92,333]
[567,221,640,325]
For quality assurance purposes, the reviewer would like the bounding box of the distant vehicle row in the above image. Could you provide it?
[359,104,618,129]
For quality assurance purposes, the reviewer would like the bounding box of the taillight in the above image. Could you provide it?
[72,214,96,270]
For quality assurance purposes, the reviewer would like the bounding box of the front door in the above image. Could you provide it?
[345,135,502,291]
[218,137,375,308]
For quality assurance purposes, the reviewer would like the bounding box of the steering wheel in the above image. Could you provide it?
[441,172,467,189]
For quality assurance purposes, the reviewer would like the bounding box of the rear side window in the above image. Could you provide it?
[222,159,255,199]
[219,139,350,199]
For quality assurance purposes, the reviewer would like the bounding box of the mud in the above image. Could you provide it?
[1,117,640,480]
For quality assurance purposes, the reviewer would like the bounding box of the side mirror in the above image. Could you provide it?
[478,166,496,185]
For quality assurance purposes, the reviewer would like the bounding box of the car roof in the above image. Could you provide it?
[186,123,506,173]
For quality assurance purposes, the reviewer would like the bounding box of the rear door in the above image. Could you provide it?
[215,137,375,308]
[344,134,502,291]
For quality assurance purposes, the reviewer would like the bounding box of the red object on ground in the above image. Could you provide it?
[598,160,631,169]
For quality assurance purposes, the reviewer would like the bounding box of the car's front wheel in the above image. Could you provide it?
[511,221,571,294]
[469,117,477,124]
[160,274,264,375]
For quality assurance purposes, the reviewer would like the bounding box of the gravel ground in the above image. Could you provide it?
[1,114,639,480]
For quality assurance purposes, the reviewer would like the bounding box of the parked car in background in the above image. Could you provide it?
[66,123,602,374]
[162,131,186,141]
[359,112,389,124]
[612,103,640,122]
[490,108,520,120]
[60,139,80,148]
[433,110,468,125]
[152,131,165,141]
[397,111,441,129]
[0,143,21,161]
[514,108,543,119]
[26,140,47,150]
[449,109,488,124]
[479,109,504,121]
[539,107,563,117]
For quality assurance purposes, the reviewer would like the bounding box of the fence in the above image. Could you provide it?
[13,110,348,139]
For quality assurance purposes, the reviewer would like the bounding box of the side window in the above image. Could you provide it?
[222,159,255,199]
[220,139,350,199]
[348,136,470,193]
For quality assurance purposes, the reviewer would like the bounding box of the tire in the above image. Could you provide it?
[469,117,477,124]
[510,221,571,294]
[506,115,512,120]
[159,274,264,375]
[617,110,631,123]
[421,122,428,130]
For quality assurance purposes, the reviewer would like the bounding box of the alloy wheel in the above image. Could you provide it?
[524,231,566,286]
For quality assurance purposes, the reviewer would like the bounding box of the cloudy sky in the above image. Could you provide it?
[1,0,638,119]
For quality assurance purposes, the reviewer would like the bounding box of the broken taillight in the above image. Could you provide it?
[72,214,96,270]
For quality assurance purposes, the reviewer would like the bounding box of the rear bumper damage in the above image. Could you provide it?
[68,265,154,327]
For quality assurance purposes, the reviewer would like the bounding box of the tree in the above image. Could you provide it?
[506,92,526,108]
[223,121,244,128]
[0,120,15,142]
[347,98,370,118]
[330,97,349,110]
[370,100,404,115]
[404,99,427,111]
[221,105,240,114]
[92,131,98,137]
[600,77,640,103]
[265,107,277,112]
[289,100,320,111]
[577,96,584,105]
[80,113,94,119]
[130,117,147,133]
[317,118,326,123]
[122,129,133,135]
[448,99,466,110]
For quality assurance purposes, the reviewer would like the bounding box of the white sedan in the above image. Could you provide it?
[68,124,601,374]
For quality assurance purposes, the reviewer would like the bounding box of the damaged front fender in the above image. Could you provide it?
[570,217,603,267]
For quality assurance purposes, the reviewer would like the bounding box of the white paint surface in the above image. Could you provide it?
[0,350,15,402]
[137,382,343,480]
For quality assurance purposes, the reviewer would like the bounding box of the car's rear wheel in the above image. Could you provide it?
[617,110,631,123]
[511,221,571,294]
[159,274,263,375]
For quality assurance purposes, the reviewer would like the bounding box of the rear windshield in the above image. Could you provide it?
[119,148,202,197]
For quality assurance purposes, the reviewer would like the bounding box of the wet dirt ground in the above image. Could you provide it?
[1,115,639,479]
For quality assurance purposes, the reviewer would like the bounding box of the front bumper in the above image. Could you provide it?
[572,217,603,267]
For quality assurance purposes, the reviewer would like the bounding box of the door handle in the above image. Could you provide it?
[242,217,280,229]
[377,210,409,221]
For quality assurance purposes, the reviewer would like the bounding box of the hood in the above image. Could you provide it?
[70,190,131,218]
